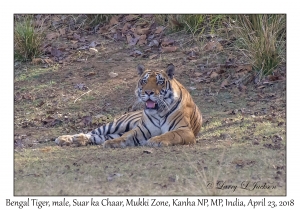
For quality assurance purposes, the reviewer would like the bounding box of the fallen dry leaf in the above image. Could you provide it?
[161,46,177,53]
[46,32,59,40]
[204,40,223,51]
[267,75,281,81]
[84,72,96,77]
[161,38,175,46]
[210,72,219,79]
[98,25,109,34]
[59,28,66,36]
[220,79,228,88]
[155,26,165,34]
[236,65,252,72]
[122,22,131,34]
[126,35,139,46]
[125,15,139,21]
[194,72,202,77]
[137,35,147,45]
[31,58,43,65]
[136,27,150,35]
[109,16,119,26]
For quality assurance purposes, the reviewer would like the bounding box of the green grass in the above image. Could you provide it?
[14,15,44,61]
[155,14,226,36]
[233,14,286,78]
[14,142,285,195]
[85,14,112,28]
[15,66,58,82]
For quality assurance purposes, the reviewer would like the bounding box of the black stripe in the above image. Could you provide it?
[97,127,102,135]
[190,107,195,120]
[102,124,106,135]
[107,134,116,139]
[177,125,188,129]
[107,122,113,134]
[91,135,96,144]
[112,122,122,134]
[137,125,147,140]
[120,113,141,132]
[172,116,184,130]
[144,111,160,128]
[168,115,183,131]
[124,116,139,132]
[142,120,152,136]
[113,114,141,134]
[162,88,182,124]
[132,131,139,146]
[135,136,140,145]
[115,114,128,125]
[124,112,142,122]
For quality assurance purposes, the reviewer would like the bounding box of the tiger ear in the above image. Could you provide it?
[137,64,145,76]
[166,64,175,79]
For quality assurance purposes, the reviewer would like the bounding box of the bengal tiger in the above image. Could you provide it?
[55,64,202,148]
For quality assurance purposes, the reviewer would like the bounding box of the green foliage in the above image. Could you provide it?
[155,14,226,36]
[233,14,286,77]
[85,14,112,28]
[14,15,44,61]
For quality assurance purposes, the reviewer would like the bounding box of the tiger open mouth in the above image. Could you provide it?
[146,99,158,109]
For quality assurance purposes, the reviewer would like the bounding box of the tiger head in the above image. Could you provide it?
[135,64,176,114]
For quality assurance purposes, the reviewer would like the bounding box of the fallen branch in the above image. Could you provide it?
[74,89,92,103]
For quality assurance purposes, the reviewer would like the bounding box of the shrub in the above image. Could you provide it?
[85,14,112,28]
[155,14,225,36]
[233,14,286,78]
[14,15,44,61]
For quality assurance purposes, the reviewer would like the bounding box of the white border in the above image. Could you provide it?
[2,0,299,209]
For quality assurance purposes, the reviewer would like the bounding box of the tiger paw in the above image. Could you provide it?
[55,133,91,146]
[147,136,171,147]
[55,135,74,146]
[103,138,126,148]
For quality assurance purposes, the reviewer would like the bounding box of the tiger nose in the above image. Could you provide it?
[145,90,154,95]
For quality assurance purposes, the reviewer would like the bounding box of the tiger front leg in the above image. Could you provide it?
[147,128,196,147]
[103,128,148,148]
[103,136,127,148]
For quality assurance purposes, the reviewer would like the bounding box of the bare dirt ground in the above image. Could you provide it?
[14,15,286,195]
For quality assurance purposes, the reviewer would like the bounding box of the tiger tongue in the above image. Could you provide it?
[146,100,156,108]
